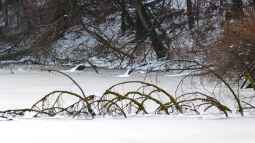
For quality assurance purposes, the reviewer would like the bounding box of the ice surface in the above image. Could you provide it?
[0,68,183,109]
[0,68,254,143]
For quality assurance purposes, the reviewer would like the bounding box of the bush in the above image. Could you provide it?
[208,8,255,79]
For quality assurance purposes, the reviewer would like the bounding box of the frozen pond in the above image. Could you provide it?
[0,67,255,143]
[0,68,187,109]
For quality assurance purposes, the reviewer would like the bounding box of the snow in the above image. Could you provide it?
[1,116,255,143]
[116,69,132,78]
[66,64,86,72]
[0,68,255,143]
[165,72,192,77]
[0,68,183,109]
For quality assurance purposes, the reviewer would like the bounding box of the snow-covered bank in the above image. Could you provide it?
[1,116,255,143]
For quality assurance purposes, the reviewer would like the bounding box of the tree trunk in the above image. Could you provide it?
[0,0,2,11]
[231,0,243,19]
[186,0,194,29]
[135,0,168,59]
[118,0,134,33]
[150,29,168,59]
[2,0,8,28]
[251,0,255,6]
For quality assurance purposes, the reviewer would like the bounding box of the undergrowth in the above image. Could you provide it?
[0,68,254,120]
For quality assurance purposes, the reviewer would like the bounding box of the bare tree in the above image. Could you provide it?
[0,0,80,62]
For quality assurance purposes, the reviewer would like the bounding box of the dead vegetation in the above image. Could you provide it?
[0,69,246,120]
[209,7,255,78]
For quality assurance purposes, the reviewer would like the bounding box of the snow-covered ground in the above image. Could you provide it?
[1,116,255,143]
[0,67,255,143]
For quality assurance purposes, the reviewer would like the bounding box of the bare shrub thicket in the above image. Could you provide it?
[208,7,255,80]
[0,70,235,120]
[0,0,224,64]
[0,0,79,62]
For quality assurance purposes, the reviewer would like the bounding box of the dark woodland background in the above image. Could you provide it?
[0,0,254,78]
